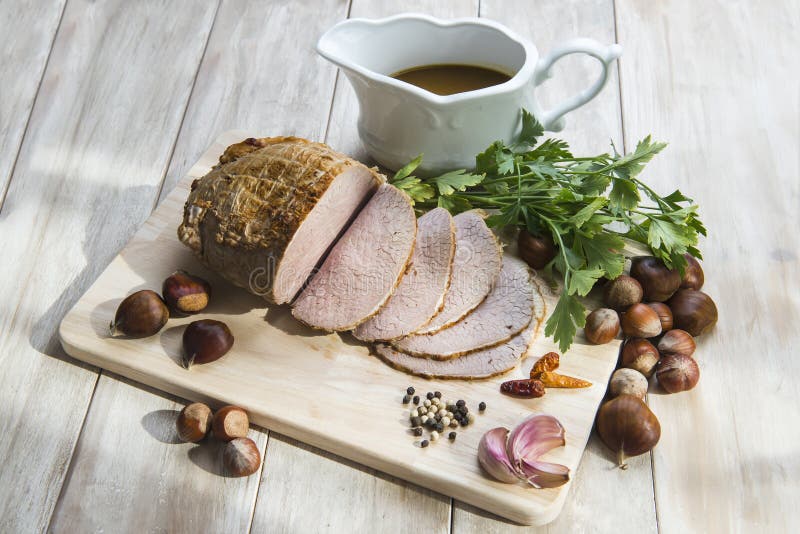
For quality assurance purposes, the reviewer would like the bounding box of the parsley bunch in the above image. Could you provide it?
[390,110,705,352]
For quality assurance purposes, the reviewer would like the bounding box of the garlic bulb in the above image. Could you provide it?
[478,414,570,489]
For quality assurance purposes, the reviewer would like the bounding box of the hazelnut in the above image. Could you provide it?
[680,254,705,290]
[630,256,681,302]
[517,229,557,270]
[176,402,212,442]
[647,302,674,331]
[603,275,643,311]
[620,303,662,338]
[162,270,211,313]
[608,368,649,400]
[584,308,620,344]
[223,437,261,477]
[657,329,696,358]
[110,290,169,338]
[212,405,249,441]
[656,354,700,393]
[621,338,660,377]
[182,319,234,368]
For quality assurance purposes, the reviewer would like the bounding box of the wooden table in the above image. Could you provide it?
[0,1,796,532]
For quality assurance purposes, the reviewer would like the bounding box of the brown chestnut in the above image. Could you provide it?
[223,437,261,477]
[596,395,661,469]
[212,405,249,441]
[656,354,700,393]
[603,275,643,311]
[517,229,557,270]
[584,308,620,344]
[621,337,660,377]
[680,254,705,290]
[630,256,681,302]
[176,402,212,442]
[162,270,211,313]
[182,319,234,368]
[110,289,169,337]
[657,329,696,358]
[620,303,662,338]
[647,302,674,332]
[666,289,718,336]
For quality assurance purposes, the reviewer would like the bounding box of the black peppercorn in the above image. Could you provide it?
[434,391,442,399]
[426,392,434,400]
[479,401,486,411]
[402,395,411,404]
[448,432,456,440]
[460,418,468,427]
[436,423,444,433]
[456,399,466,408]
[412,427,423,437]
[407,386,415,395]
[410,416,421,427]
[412,395,420,405]
[420,439,429,448]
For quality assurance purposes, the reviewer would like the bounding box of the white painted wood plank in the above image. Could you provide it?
[0,0,65,204]
[250,2,478,531]
[453,1,658,532]
[616,1,800,533]
[0,1,217,531]
[158,0,351,203]
[49,374,268,533]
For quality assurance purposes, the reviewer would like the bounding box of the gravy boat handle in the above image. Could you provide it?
[533,38,623,131]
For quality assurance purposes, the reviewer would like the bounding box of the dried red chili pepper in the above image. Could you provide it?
[500,378,546,398]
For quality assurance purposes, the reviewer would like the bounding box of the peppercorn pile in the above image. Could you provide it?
[403,387,486,447]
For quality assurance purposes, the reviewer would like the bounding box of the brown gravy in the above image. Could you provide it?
[391,64,512,96]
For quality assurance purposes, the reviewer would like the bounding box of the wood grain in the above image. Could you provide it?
[51,0,349,532]
[59,130,621,525]
[0,1,217,531]
[0,0,65,206]
[453,1,658,531]
[616,1,800,532]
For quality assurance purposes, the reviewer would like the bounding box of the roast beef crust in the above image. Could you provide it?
[178,136,381,302]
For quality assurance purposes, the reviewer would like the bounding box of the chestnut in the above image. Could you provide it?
[110,290,169,337]
[603,275,643,311]
[630,256,681,302]
[621,337,660,377]
[223,437,261,477]
[608,368,649,400]
[667,289,718,336]
[657,329,696,358]
[212,405,249,441]
[647,302,674,332]
[176,402,212,442]
[584,308,620,344]
[620,303,662,338]
[596,395,661,469]
[517,229,557,270]
[162,270,211,313]
[656,354,700,393]
[680,254,705,290]
[182,319,234,368]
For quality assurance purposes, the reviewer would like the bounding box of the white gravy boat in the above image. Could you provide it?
[317,13,622,173]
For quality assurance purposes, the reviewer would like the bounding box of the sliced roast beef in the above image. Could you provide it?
[375,315,541,380]
[414,211,501,334]
[353,208,455,342]
[390,256,539,359]
[179,136,382,304]
[292,184,416,331]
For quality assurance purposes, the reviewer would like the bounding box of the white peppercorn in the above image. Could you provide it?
[410,409,419,418]
[423,399,431,408]
[421,415,429,423]
[441,417,450,427]
[430,431,439,441]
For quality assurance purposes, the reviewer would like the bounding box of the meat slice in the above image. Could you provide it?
[178,136,382,304]
[353,208,455,341]
[374,300,544,379]
[292,184,416,331]
[414,211,501,334]
[390,256,538,359]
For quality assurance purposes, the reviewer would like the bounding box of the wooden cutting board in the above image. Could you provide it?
[59,131,620,526]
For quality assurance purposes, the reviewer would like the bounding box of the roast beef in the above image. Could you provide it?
[374,317,541,380]
[414,211,502,334]
[178,137,382,304]
[292,184,417,331]
[353,208,455,341]
[390,256,540,359]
